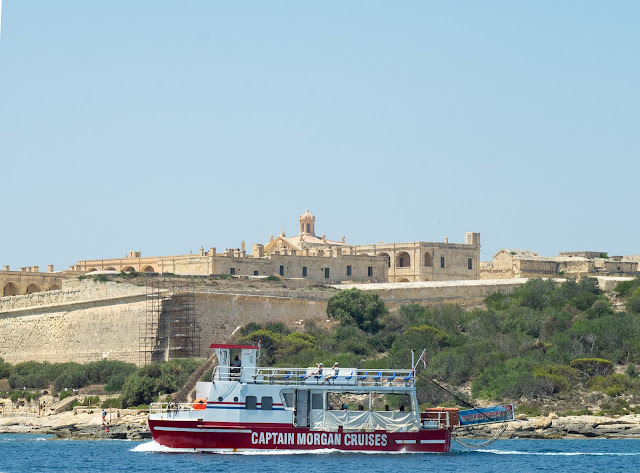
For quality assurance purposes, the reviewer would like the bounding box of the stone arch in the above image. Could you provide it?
[398,278,410,282]
[104,267,117,271]
[142,265,155,273]
[3,282,19,296]
[48,283,61,291]
[87,268,98,272]
[424,252,433,267]
[396,251,411,268]
[122,266,135,273]
[377,252,391,267]
[26,283,41,294]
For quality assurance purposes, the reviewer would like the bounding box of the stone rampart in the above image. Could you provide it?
[0,278,527,366]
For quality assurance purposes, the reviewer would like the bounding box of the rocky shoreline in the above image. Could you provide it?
[0,409,151,441]
[3,411,640,441]
[454,413,640,440]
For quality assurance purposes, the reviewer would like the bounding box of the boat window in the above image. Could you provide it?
[328,392,369,411]
[280,390,294,408]
[311,392,323,410]
[261,396,273,410]
[371,392,412,412]
[245,396,257,410]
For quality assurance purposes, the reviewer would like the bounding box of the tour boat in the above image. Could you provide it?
[148,343,468,453]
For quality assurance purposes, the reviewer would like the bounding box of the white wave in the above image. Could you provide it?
[131,442,424,455]
[131,441,194,453]
[478,449,640,456]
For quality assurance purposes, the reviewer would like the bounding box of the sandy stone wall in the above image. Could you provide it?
[0,278,528,366]
[0,280,147,365]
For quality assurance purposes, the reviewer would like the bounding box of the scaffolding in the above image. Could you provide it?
[140,277,202,365]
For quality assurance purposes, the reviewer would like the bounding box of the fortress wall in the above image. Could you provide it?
[0,297,146,366]
[0,279,527,366]
[193,293,328,356]
[0,278,146,314]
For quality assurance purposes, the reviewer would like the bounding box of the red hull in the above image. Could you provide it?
[148,419,451,453]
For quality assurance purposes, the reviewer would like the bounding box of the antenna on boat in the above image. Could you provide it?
[257,340,262,361]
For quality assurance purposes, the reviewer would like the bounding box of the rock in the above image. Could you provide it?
[548,413,558,420]
[534,418,552,429]
[515,414,528,421]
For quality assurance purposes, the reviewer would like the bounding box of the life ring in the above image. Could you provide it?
[192,398,207,410]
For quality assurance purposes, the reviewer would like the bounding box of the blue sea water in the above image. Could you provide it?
[1,434,639,473]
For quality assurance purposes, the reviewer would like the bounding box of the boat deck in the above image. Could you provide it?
[218,367,415,387]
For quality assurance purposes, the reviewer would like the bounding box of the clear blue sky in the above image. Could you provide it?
[1,1,638,271]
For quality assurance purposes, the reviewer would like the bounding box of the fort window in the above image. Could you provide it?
[396,252,411,268]
[368,266,373,277]
[254,270,259,276]
[324,268,330,278]
[440,257,445,268]
[245,396,257,410]
[3,282,19,296]
[347,265,352,276]
[468,258,473,270]
[302,267,307,277]
[26,283,41,294]
[279,265,285,276]
[377,252,391,268]
[424,252,433,267]
[230,268,236,275]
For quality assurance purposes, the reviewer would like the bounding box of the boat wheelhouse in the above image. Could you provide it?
[148,343,453,452]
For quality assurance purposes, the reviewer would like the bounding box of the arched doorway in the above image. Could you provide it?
[3,282,19,296]
[122,266,135,273]
[377,252,391,268]
[398,278,410,282]
[424,252,433,267]
[142,266,155,273]
[396,251,411,268]
[26,283,41,294]
[104,267,116,271]
[48,283,61,291]
[87,268,98,272]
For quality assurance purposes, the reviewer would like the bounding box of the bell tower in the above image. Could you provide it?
[299,209,316,236]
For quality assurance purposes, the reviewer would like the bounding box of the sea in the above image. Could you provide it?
[1,434,639,473]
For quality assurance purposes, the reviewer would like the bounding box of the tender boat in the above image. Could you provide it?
[148,343,457,452]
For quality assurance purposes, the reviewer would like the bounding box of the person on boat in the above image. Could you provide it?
[231,355,241,376]
[324,362,339,383]
[399,405,405,412]
[305,362,323,379]
[341,403,348,411]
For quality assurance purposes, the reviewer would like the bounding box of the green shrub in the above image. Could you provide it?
[327,288,388,334]
[0,357,11,378]
[570,358,614,378]
[626,289,640,315]
[93,274,109,283]
[614,276,640,297]
[217,273,231,280]
[101,398,122,409]
[59,390,74,400]
[265,275,280,281]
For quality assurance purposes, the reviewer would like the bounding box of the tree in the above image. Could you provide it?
[326,288,388,334]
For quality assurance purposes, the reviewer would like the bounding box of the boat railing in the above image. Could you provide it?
[217,367,415,387]
[420,410,452,429]
[149,402,197,415]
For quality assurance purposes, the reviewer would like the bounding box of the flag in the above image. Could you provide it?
[420,351,427,368]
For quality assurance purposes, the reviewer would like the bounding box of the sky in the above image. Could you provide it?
[1,1,638,271]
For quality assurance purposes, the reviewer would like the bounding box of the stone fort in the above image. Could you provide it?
[1,210,637,367]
